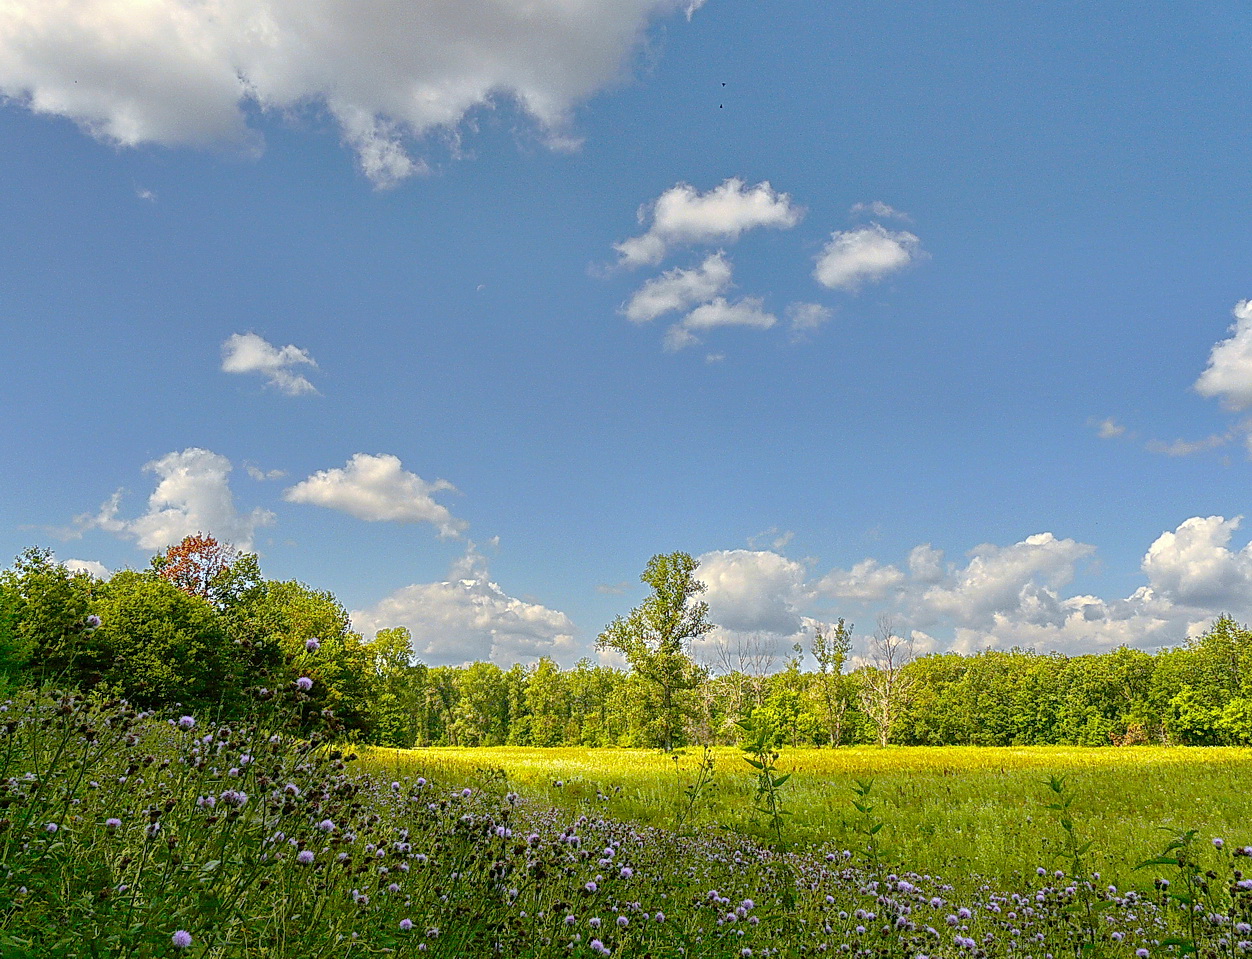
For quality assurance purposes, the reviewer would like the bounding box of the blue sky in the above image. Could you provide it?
[3,0,1252,667]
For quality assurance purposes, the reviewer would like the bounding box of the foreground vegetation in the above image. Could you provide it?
[4,685,1252,958]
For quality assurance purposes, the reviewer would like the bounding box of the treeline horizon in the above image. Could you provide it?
[2,539,1251,750]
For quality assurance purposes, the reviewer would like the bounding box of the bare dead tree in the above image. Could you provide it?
[858,614,916,747]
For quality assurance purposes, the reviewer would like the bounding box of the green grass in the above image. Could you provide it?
[359,744,1252,888]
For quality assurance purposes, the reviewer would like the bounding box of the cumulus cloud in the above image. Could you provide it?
[817,559,906,602]
[663,297,777,351]
[62,558,111,580]
[1195,300,1252,410]
[75,448,275,551]
[1140,515,1252,608]
[813,223,921,292]
[351,545,577,666]
[221,333,319,396]
[907,544,946,583]
[917,533,1095,626]
[284,453,465,538]
[0,0,696,187]
[694,549,820,670]
[622,252,732,323]
[615,178,803,267]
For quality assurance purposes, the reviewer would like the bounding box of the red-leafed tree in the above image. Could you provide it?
[153,533,238,601]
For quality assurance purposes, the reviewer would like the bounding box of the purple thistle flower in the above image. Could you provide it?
[178,716,196,729]
[297,850,315,865]
[172,930,192,949]
[85,614,101,629]
[106,817,121,830]
[295,676,313,691]
[305,638,321,652]
[400,919,413,931]
[44,822,58,834]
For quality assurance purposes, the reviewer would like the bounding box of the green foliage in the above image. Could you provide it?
[737,717,791,847]
[595,552,713,750]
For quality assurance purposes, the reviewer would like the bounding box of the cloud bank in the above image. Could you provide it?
[352,546,578,666]
[0,0,697,186]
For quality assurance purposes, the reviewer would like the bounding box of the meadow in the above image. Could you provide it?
[4,684,1251,958]
[361,744,1252,889]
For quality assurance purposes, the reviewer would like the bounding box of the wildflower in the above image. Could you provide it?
[1136,952,1150,959]
[318,819,336,833]
[105,817,121,830]
[400,919,413,931]
[617,916,629,928]
[178,716,196,729]
[297,850,315,865]
[85,614,101,629]
[620,866,633,879]
[44,822,58,834]
[295,677,313,691]
[172,930,192,949]
[589,917,602,929]
[584,881,598,893]
[306,638,321,651]
[1215,838,1226,849]
[589,939,610,956]
[461,788,472,798]
[145,822,161,838]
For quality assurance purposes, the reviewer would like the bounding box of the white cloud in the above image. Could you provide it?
[786,301,833,335]
[697,549,808,636]
[1140,515,1252,608]
[284,453,465,538]
[76,448,275,551]
[849,201,911,222]
[221,332,318,396]
[907,544,946,583]
[918,533,1094,627]
[245,464,287,481]
[0,0,695,187]
[1144,433,1231,457]
[622,252,732,323]
[1091,417,1126,439]
[817,558,905,602]
[813,223,920,292]
[615,178,803,267]
[1195,300,1252,410]
[351,545,577,666]
[663,297,777,351]
[694,549,820,670]
[62,558,110,580]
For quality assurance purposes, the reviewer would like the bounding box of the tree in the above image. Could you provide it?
[810,619,854,747]
[596,552,714,750]
[858,614,915,747]
[151,533,240,603]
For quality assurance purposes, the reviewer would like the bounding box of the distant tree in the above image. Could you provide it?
[596,552,713,750]
[0,547,103,683]
[859,614,915,747]
[810,619,854,747]
[152,533,239,603]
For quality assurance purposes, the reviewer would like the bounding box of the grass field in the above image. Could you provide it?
[359,744,1252,889]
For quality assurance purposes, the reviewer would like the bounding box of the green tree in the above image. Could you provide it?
[810,619,854,747]
[94,570,230,706]
[596,552,713,750]
[0,547,103,684]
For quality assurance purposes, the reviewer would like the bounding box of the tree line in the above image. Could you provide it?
[1,540,1250,748]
